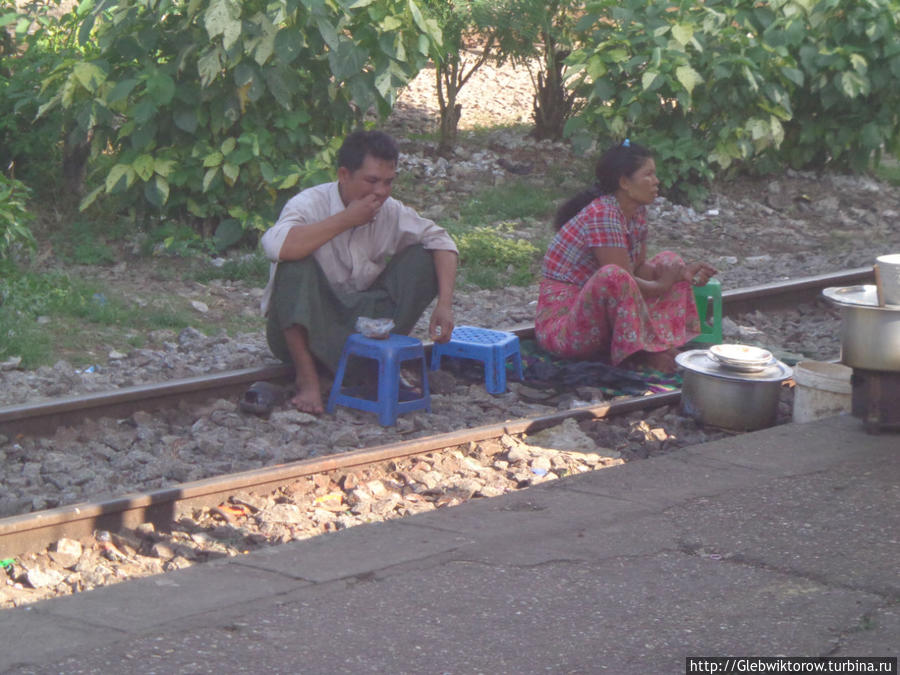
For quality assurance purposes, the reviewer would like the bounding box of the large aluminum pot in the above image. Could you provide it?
[822,286,900,372]
[676,350,793,431]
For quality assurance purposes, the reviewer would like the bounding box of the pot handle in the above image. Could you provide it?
[874,264,885,308]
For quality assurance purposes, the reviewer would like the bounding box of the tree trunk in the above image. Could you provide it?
[436,61,462,157]
[531,41,574,142]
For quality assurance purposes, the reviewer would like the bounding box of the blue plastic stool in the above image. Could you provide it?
[430,326,524,394]
[326,333,430,426]
[692,278,723,344]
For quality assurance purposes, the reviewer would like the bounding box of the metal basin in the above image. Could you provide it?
[822,286,900,372]
[676,350,793,431]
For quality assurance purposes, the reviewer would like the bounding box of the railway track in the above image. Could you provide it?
[0,267,870,440]
[0,268,872,586]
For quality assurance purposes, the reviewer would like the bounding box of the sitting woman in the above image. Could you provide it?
[536,140,716,374]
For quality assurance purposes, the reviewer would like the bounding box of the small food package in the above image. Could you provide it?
[355,316,394,339]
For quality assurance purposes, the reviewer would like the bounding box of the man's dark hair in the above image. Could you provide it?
[337,130,399,171]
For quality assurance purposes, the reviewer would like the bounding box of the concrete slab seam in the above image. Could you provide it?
[231,542,475,585]
[702,549,900,603]
[828,603,900,658]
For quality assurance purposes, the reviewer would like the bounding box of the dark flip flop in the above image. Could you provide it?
[239,381,287,416]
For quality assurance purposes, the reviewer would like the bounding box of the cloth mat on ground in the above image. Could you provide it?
[438,339,681,398]
[517,339,681,397]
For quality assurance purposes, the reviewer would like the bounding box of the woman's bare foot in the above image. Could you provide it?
[624,349,678,374]
[291,381,324,414]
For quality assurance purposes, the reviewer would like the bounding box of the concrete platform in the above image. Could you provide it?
[1,415,897,674]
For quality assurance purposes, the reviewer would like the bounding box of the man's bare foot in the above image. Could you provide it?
[291,383,324,414]
[282,324,325,414]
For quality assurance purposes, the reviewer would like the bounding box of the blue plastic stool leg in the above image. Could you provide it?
[376,357,400,426]
[487,344,506,395]
[326,343,352,413]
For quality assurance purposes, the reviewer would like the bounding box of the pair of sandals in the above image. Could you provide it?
[239,381,289,417]
[239,370,421,417]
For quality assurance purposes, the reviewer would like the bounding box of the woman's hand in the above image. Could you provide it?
[683,261,717,286]
[657,258,686,287]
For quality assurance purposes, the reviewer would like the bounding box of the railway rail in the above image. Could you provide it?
[0,267,872,569]
[0,267,870,440]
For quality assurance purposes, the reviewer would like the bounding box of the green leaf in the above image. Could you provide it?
[316,17,339,51]
[250,14,278,66]
[672,24,693,47]
[279,173,300,189]
[348,76,375,112]
[837,71,869,99]
[380,16,402,32]
[107,78,139,105]
[374,68,392,98]
[592,78,615,101]
[73,62,106,93]
[780,66,804,86]
[187,198,208,218]
[203,151,224,167]
[133,154,156,181]
[154,158,177,177]
[675,65,703,95]
[221,138,237,155]
[106,164,136,193]
[234,63,255,87]
[222,162,240,184]
[641,70,662,92]
[746,118,768,141]
[606,48,629,63]
[408,0,430,35]
[174,107,199,133]
[274,28,305,65]
[849,53,867,74]
[198,47,223,86]
[144,175,170,208]
[213,218,244,250]
[204,0,241,41]
[132,98,157,125]
[79,185,104,212]
[78,14,96,46]
[146,72,176,105]
[203,167,220,192]
[587,55,608,80]
[329,41,368,80]
[264,69,292,109]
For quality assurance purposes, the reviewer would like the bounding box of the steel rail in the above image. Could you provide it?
[0,268,871,439]
[0,391,679,556]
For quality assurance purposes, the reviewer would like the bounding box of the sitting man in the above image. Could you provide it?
[260,130,458,413]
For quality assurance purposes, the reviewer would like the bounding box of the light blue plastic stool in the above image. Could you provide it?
[692,278,723,344]
[326,333,430,426]
[430,326,524,394]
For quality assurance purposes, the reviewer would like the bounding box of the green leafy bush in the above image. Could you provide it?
[764,0,900,170]
[567,0,795,201]
[567,0,900,197]
[0,0,84,191]
[0,174,36,258]
[37,0,441,243]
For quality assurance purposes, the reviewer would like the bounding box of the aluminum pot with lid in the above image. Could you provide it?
[822,286,900,372]
[676,350,793,431]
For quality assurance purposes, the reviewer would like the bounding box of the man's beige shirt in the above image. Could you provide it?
[260,181,457,315]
